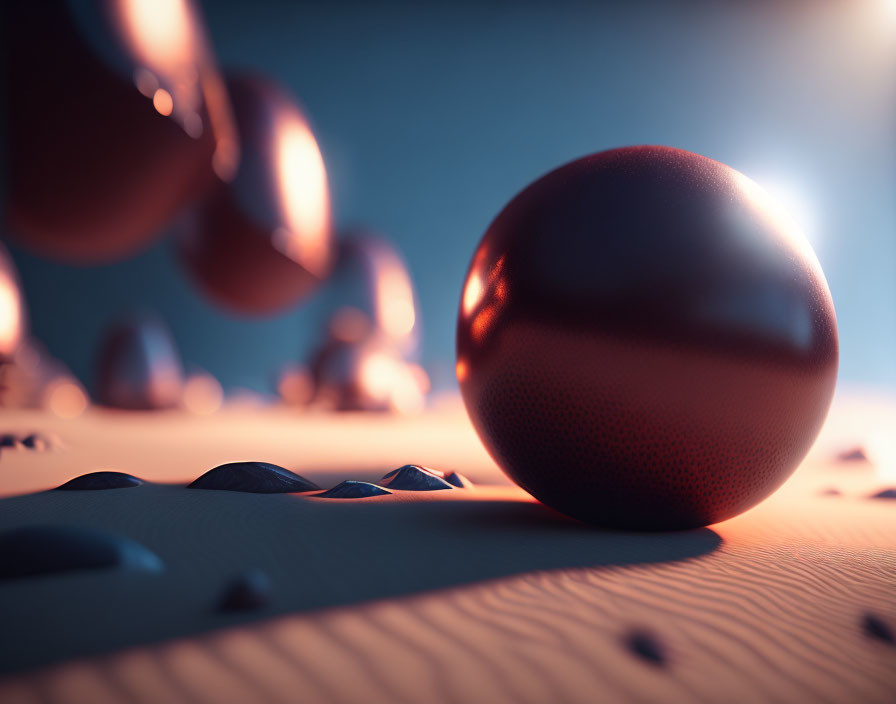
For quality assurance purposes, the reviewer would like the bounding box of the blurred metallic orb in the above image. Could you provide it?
[2,0,237,262]
[457,146,838,530]
[179,74,332,314]
[95,313,183,410]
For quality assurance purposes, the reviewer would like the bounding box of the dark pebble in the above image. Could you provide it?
[380,465,454,491]
[444,471,474,489]
[836,447,870,463]
[862,613,895,645]
[56,471,144,491]
[0,525,163,580]
[624,630,666,666]
[217,568,271,612]
[188,462,320,493]
[870,488,896,500]
[0,433,20,448]
[316,481,391,498]
[21,433,50,451]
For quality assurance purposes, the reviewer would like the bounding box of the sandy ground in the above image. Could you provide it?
[0,389,894,703]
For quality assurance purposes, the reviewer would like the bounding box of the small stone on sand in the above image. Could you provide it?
[836,447,871,463]
[380,465,454,491]
[56,471,144,491]
[188,462,320,493]
[0,433,19,448]
[0,525,163,580]
[870,488,896,500]
[624,630,666,666]
[317,481,391,498]
[217,568,271,612]
[862,613,895,645]
[443,471,474,489]
[20,433,50,450]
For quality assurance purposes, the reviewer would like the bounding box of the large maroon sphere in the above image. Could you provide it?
[178,75,332,314]
[2,0,237,262]
[456,146,838,530]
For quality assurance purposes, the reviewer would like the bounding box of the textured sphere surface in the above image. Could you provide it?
[456,146,838,530]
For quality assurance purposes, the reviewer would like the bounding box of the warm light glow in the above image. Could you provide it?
[455,358,468,382]
[152,88,173,116]
[117,0,196,74]
[273,116,331,278]
[44,379,88,419]
[181,373,223,415]
[732,172,820,270]
[359,352,425,414]
[462,272,485,317]
[0,275,22,357]
[376,261,416,339]
[277,366,312,406]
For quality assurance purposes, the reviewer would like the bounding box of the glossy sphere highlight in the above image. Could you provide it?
[3,0,237,262]
[457,146,838,530]
[0,244,25,361]
[179,75,332,314]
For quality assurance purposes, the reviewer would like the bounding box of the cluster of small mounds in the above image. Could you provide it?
[315,464,474,498]
[0,432,52,452]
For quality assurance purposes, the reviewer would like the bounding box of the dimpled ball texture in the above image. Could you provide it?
[456,146,838,530]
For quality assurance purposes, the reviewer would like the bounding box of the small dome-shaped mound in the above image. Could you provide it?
[188,462,320,493]
[316,481,391,498]
[380,465,454,491]
[56,471,143,491]
[443,471,474,489]
[0,525,164,580]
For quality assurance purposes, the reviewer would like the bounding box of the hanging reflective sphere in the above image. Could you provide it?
[179,74,332,314]
[2,0,238,262]
[457,146,838,530]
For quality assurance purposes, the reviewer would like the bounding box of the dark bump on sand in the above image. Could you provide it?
[444,470,474,489]
[188,462,320,493]
[870,488,896,500]
[316,481,391,498]
[0,433,20,448]
[836,446,871,463]
[862,613,895,645]
[380,465,454,491]
[0,525,164,580]
[21,433,50,451]
[56,471,144,491]
[624,630,667,666]
[217,568,272,612]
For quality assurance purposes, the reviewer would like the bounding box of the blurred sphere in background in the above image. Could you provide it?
[2,0,238,262]
[179,74,333,314]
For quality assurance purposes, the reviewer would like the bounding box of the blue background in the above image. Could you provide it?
[8,0,896,395]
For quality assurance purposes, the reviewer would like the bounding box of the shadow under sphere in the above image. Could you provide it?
[457,146,838,531]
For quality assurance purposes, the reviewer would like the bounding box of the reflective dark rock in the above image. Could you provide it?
[188,461,319,493]
[0,525,163,580]
[95,313,183,410]
[380,465,454,491]
[862,613,895,645]
[444,471,474,489]
[217,568,271,612]
[836,447,870,464]
[624,630,667,666]
[316,481,391,498]
[457,146,838,530]
[0,243,25,362]
[179,74,332,314]
[2,0,238,262]
[870,488,896,500]
[56,471,143,491]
